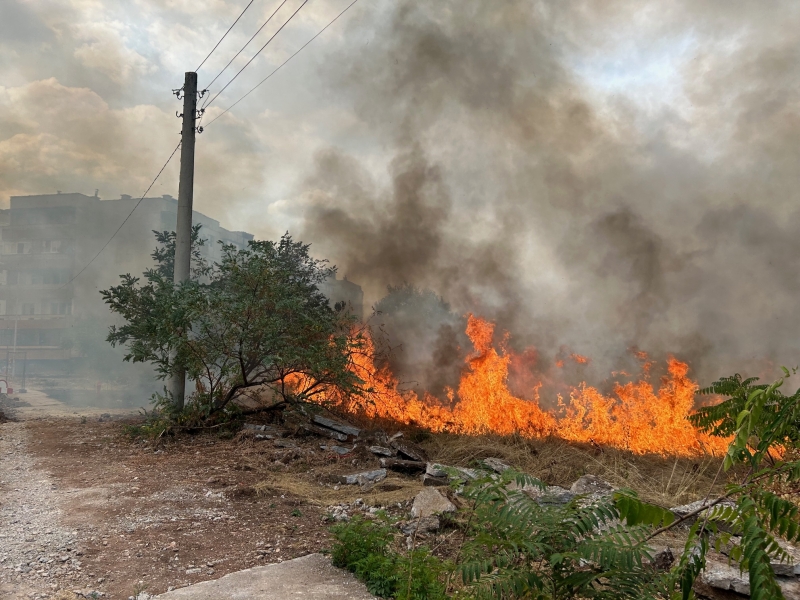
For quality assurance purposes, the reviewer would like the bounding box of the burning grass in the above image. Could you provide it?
[314,314,731,459]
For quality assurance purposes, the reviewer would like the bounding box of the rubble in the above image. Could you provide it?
[570,475,614,496]
[411,488,456,518]
[368,445,396,457]
[698,554,800,599]
[320,445,353,456]
[310,415,361,438]
[390,438,428,463]
[481,457,511,473]
[336,469,387,486]
[650,547,675,571]
[421,474,449,487]
[301,422,348,442]
[400,516,441,535]
[670,498,737,527]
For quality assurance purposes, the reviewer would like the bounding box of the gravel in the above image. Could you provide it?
[0,421,99,599]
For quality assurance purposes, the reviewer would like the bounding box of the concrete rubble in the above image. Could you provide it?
[411,488,456,519]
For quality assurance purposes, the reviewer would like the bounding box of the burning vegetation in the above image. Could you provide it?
[318,314,729,458]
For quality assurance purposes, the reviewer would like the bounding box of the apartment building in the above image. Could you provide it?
[0,192,253,364]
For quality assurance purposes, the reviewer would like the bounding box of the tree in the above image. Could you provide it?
[101,230,363,417]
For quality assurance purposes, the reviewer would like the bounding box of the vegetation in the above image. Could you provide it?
[330,514,449,600]
[102,229,364,426]
[330,369,800,600]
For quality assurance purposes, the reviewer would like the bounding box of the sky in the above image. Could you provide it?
[2,0,799,386]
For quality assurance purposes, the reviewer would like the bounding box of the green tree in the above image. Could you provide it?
[101,230,363,418]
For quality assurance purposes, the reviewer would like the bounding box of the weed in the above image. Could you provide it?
[330,515,448,599]
[291,508,302,517]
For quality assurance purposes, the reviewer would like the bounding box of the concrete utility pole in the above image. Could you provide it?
[169,71,198,410]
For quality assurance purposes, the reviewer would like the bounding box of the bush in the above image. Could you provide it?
[330,515,448,600]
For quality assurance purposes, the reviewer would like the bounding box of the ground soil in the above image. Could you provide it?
[0,388,724,600]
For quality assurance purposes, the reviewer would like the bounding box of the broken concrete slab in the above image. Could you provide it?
[369,445,396,457]
[311,415,361,438]
[321,445,353,456]
[411,488,456,518]
[570,475,614,496]
[338,469,387,486]
[154,553,376,599]
[302,423,349,442]
[481,457,512,473]
[400,516,440,535]
[390,439,428,463]
[426,463,449,478]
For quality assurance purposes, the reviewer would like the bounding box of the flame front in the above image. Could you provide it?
[314,315,729,457]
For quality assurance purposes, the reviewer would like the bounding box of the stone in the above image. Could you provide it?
[411,488,456,518]
[570,475,614,496]
[670,499,737,527]
[320,445,352,455]
[400,516,440,535]
[369,446,396,457]
[311,415,361,438]
[522,485,575,505]
[390,439,428,463]
[273,439,297,449]
[338,469,387,486]
[481,458,512,473]
[426,463,449,478]
[302,423,348,442]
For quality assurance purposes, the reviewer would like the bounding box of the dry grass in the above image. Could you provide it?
[422,432,727,507]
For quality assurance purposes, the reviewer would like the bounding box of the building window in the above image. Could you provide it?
[21,303,35,315]
[49,302,71,315]
[43,240,62,253]
[17,242,26,254]
[8,271,18,285]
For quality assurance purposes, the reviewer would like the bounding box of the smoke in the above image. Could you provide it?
[295,0,800,389]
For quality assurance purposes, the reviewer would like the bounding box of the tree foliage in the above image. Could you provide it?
[101,229,363,415]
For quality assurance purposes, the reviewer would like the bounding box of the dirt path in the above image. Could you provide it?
[0,392,381,599]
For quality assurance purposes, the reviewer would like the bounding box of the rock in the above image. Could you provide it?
[570,475,614,496]
[390,439,428,462]
[337,469,387,486]
[481,458,511,473]
[411,488,456,518]
[421,474,449,487]
[522,485,575,505]
[311,415,361,438]
[243,424,285,437]
[273,439,297,448]
[670,499,737,527]
[651,547,675,571]
[721,536,800,577]
[186,567,202,575]
[700,558,751,596]
[400,516,440,535]
[426,463,449,478]
[380,458,426,474]
[320,445,353,456]
[369,446,396,457]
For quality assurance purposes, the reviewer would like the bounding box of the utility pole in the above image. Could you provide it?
[169,71,198,410]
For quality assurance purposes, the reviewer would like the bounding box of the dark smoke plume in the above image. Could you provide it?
[296,0,800,392]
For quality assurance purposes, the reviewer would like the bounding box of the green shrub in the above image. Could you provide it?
[330,515,448,600]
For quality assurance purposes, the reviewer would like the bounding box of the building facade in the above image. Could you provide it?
[0,192,253,364]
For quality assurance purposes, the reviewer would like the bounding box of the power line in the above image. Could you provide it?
[205,0,360,128]
[200,0,290,95]
[203,0,311,111]
[60,141,182,289]
[196,0,258,72]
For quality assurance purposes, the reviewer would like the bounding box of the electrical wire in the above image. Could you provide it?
[59,141,182,289]
[205,0,360,128]
[203,0,310,111]
[196,0,258,72]
[200,0,290,96]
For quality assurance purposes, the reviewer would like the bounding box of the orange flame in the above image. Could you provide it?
[311,315,729,457]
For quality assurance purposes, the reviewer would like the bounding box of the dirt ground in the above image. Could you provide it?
[0,392,427,600]
[0,389,725,600]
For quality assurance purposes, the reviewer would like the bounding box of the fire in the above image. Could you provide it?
[313,315,729,457]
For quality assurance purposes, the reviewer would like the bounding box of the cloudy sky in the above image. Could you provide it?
[2,0,799,383]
